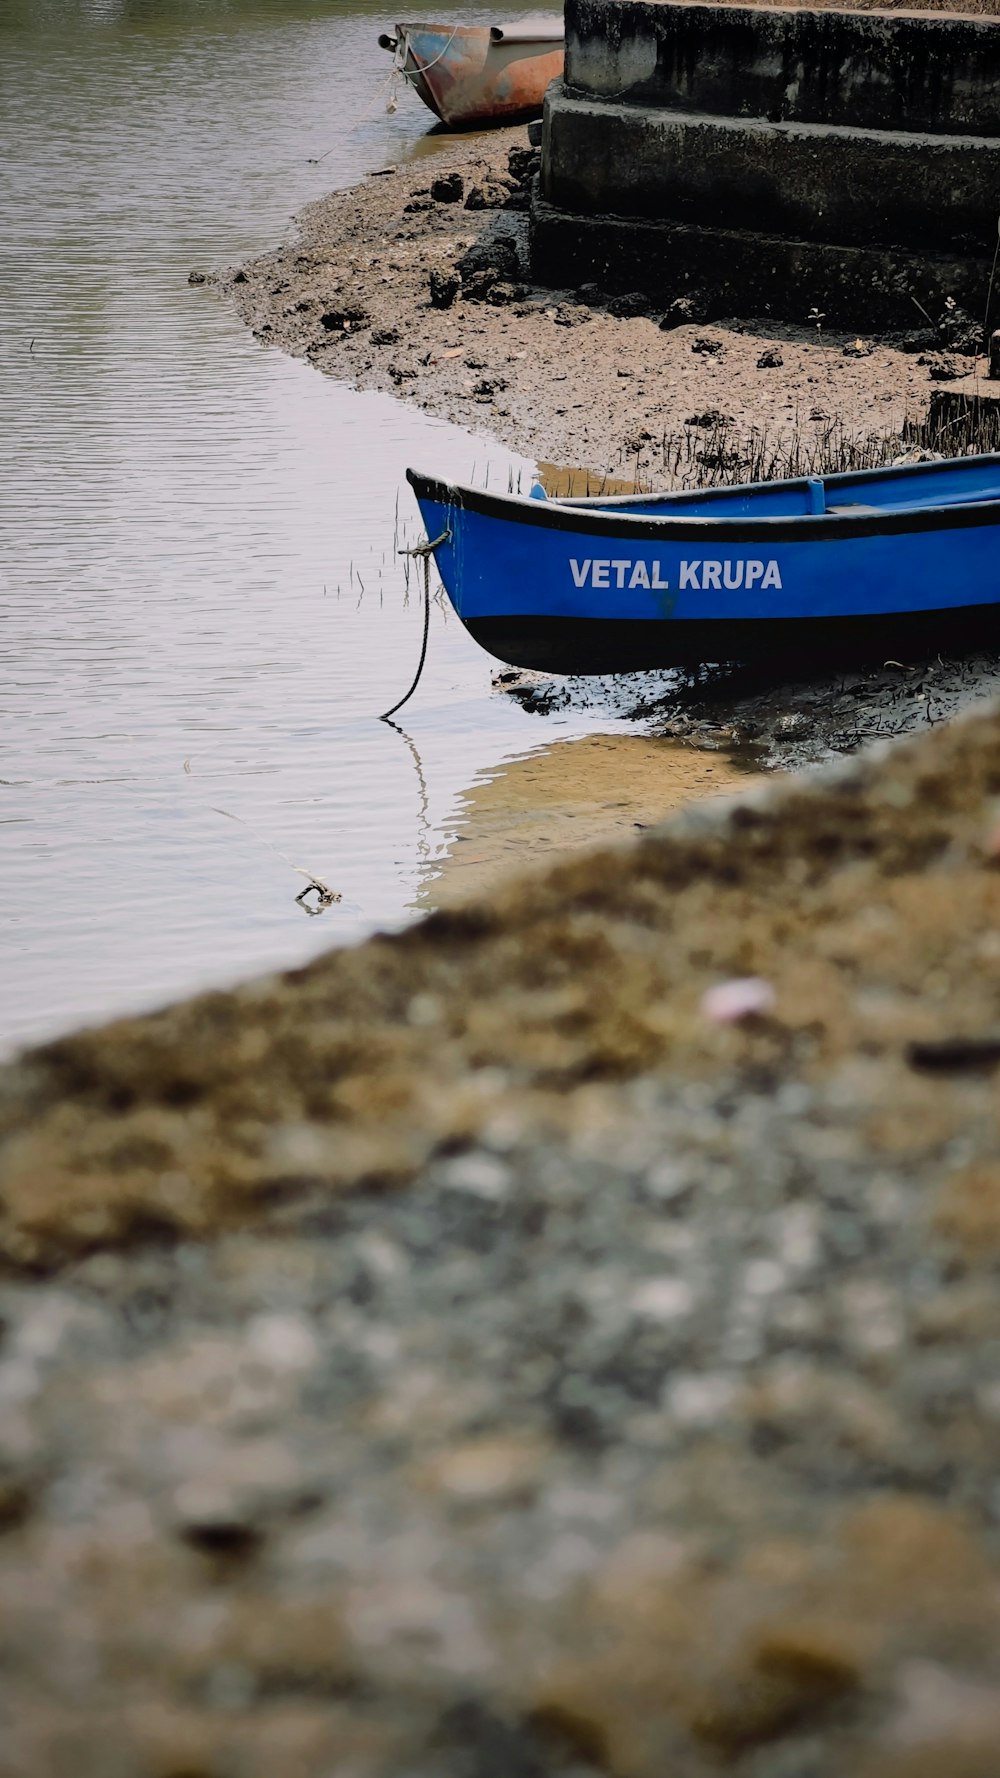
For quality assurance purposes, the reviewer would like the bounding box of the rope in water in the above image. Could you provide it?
[379,530,450,721]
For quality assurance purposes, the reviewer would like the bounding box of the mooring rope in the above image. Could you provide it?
[379,530,450,721]
[397,23,463,81]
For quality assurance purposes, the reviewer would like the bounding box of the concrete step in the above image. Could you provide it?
[565,0,1000,137]
[542,87,1000,255]
[528,192,993,330]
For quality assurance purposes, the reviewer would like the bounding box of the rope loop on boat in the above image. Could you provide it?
[397,24,462,80]
[379,530,451,721]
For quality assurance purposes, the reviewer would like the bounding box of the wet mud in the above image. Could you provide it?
[499,652,1000,771]
[221,128,942,484]
[419,731,759,908]
[220,127,1000,771]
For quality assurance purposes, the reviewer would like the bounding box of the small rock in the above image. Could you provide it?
[686,408,732,427]
[665,1371,740,1426]
[464,180,511,210]
[319,306,369,333]
[232,269,247,284]
[430,172,464,204]
[700,977,776,1024]
[644,1159,694,1205]
[607,291,649,319]
[388,364,417,383]
[187,269,207,285]
[371,326,401,345]
[458,233,519,282]
[429,267,461,309]
[630,1277,695,1322]
[462,268,498,302]
[576,281,605,305]
[508,146,540,185]
[403,197,433,213]
[919,353,962,381]
[692,335,723,356]
[245,1314,319,1374]
[439,1150,510,1199]
[485,282,526,307]
[757,347,784,368]
[659,293,706,329]
[552,304,590,327]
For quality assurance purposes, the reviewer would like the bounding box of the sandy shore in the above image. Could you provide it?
[418,732,759,908]
[2,703,1000,1774]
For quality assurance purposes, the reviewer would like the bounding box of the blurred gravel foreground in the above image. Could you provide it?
[2,706,1000,1777]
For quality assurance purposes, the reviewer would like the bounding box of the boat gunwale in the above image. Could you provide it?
[406,460,1000,544]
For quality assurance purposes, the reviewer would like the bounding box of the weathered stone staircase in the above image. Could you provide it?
[530,0,1000,327]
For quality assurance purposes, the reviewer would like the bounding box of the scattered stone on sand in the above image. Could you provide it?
[3,706,1000,1774]
[221,127,957,485]
[428,266,460,309]
[430,171,464,204]
[919,353,962,381]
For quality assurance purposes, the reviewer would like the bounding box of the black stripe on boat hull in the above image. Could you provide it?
[467,607,1000,675]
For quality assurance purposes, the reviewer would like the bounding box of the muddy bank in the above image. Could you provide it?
[217,128,1000,771]
[499,651,1000,772]
[219,127,951,484]
[3,705,1000,1775]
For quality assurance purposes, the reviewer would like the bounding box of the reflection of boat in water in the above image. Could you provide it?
[408,455,1000,674]
[377,19,563,128]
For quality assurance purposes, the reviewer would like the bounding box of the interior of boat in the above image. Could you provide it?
[547,453,1000,520]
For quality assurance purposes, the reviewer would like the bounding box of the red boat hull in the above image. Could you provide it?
[387,22,563,128]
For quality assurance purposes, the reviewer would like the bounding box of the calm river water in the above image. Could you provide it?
[0,0,742,1053]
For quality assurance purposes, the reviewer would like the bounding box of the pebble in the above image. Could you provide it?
[700,976,776,1023]
[665,1370,740,1425]
[629,1277,696,1322]
[438,1151,511,1200]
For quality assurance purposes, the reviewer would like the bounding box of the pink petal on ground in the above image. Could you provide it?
[700,977,776,1024]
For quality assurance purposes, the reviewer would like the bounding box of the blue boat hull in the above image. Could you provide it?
[407,460,1000,672]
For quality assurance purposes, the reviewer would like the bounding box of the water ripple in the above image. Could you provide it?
[0,0,593,1052]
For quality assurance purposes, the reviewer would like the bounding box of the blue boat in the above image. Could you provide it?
[406,455,1000,673]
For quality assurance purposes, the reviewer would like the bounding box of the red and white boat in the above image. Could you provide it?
[378,18,563,128]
